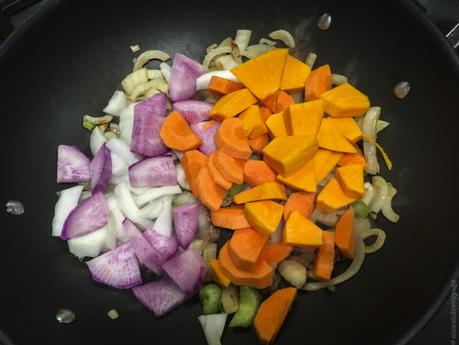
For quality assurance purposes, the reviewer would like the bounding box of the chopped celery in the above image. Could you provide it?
[82,118,96,131]
[227,183,245,198]
[229,286,260,328]
[202,243,217,264]
[376,120,389,133]
[352,201,370,219]
[199,284,222,315]
[221,285,239,314]
[278,259,307,288]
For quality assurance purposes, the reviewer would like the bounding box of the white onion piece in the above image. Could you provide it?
[259,38,277,46]
[130,185,150,196]
[153,196,173,236]
[172,150,184,160]
[147,69,162,80]
[382,183,400,223]
[90,126,107,156]
[218,37,232,48]
[106,138,140,166]
[51,185,84,237]
[106,215,118,250]
[121,68,148,95]
[215,54,239,70]
[314,208,345,227]
[362,106,381,175]
[176,164,190,190]
[138,197,164,219]
[331,73,348,85]
[203,46,232,68]
[198,313,227,345]
[361,228,386,254]
[369,176,389,214]
[269,29,295,48]
[305,52,317,68]
[377,120,390,133]
[68,225,108,259]
[206,43,218,53]
[241,44,274,59]
[110,152,128,177]
[234,29,252,51]
[132,50,170,71]
[110,174,129,185]
[129,78,168,101]
[103,90,127,117]
[114,182,153,229]
[354,218,371,237]
[196,70,238,90]
[136,185,182,207]
[118,104,135,146]
[303,238,365,291]
[159,62,171,82]
[362,182,375,205]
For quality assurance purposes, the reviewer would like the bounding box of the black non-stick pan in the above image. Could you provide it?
[1,0,458,344]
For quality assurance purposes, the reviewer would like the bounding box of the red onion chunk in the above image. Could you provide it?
[172,100,213,124]
[190,121,220,155]
[122,218,162,275]
[143,228,178,261]
[86,242,142,289]
[131,93,168,157]
[173,203,200,249]
[162,250,207,295]
[129,157,177,188]
[169,54,207,102]
[61,192,109,240]
[90,143,112,193]
[132,277,187,317]
[57,145,90,183]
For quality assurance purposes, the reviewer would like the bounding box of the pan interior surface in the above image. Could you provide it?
[0,0,458,344]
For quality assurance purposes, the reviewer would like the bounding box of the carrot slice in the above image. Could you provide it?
[304,64,332,101]
[262,90,295,113]
[281,55,311,91]
[207,152,232,190]
[228,228,269,270]
[180,150,207,197]
[283,192,315,220]
[259,107,272,122]
[159,111,202,151]
[210,206,251,230]
[218,242,273,289]
[335,208,356,259]
[213,149,245,185]
[249,134,270,153]
[196,166,226,211]
[208,76,245,95]
[254,287,297,345]
[314,231,335,281]
[313,149,343,183]
[210,88,258,121]
[259,243,293,267]
[215,118,252,160]
[210,259,232,287]
[232,49,289,100]
[243,160,276,187]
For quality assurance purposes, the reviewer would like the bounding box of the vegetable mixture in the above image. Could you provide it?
[51,28,399,345]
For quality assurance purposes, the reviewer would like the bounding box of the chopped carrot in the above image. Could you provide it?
[338,150,366,168]
[265,112,288,138]
[218,242,273,289]
[284,100,324,136]
[283,211,323,247]
[277,159,316,192]
[210,206,251,230]
[196,166,226,211]
[316,178,357,212]
[335,164,364,199]
[326,117,362,142]
[320,82,370,117]
[254,287,297,345]
[314,231,335,281]
[245,201,284,236]
[207,152,232,190]
[232,49,289,100]
[304,64,332,101]
[248,134,270,153]
[263,90,295,113]
[159,111,202,151]
[180,150,207,197]
[213,149,245,185]
[210,88,258,121]
[313,149,343,183]
[210,258,232,287]
[215,118,252,160]
[233,182,287,204]
[239,105,268,139]
[263,135,318,176]
[283,192,315,220]
[208,76,245,95]
[335,208,356,259]
[259,107,272,122]
[317,118,357,153]
[280,55,311,91]
[243,160,276,187]
[228,228,269,270]
[259,243,293,267]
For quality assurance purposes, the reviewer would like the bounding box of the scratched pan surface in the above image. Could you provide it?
[0,0,458,344]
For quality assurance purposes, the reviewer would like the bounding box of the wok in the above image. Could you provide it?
[0,0,458,344]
